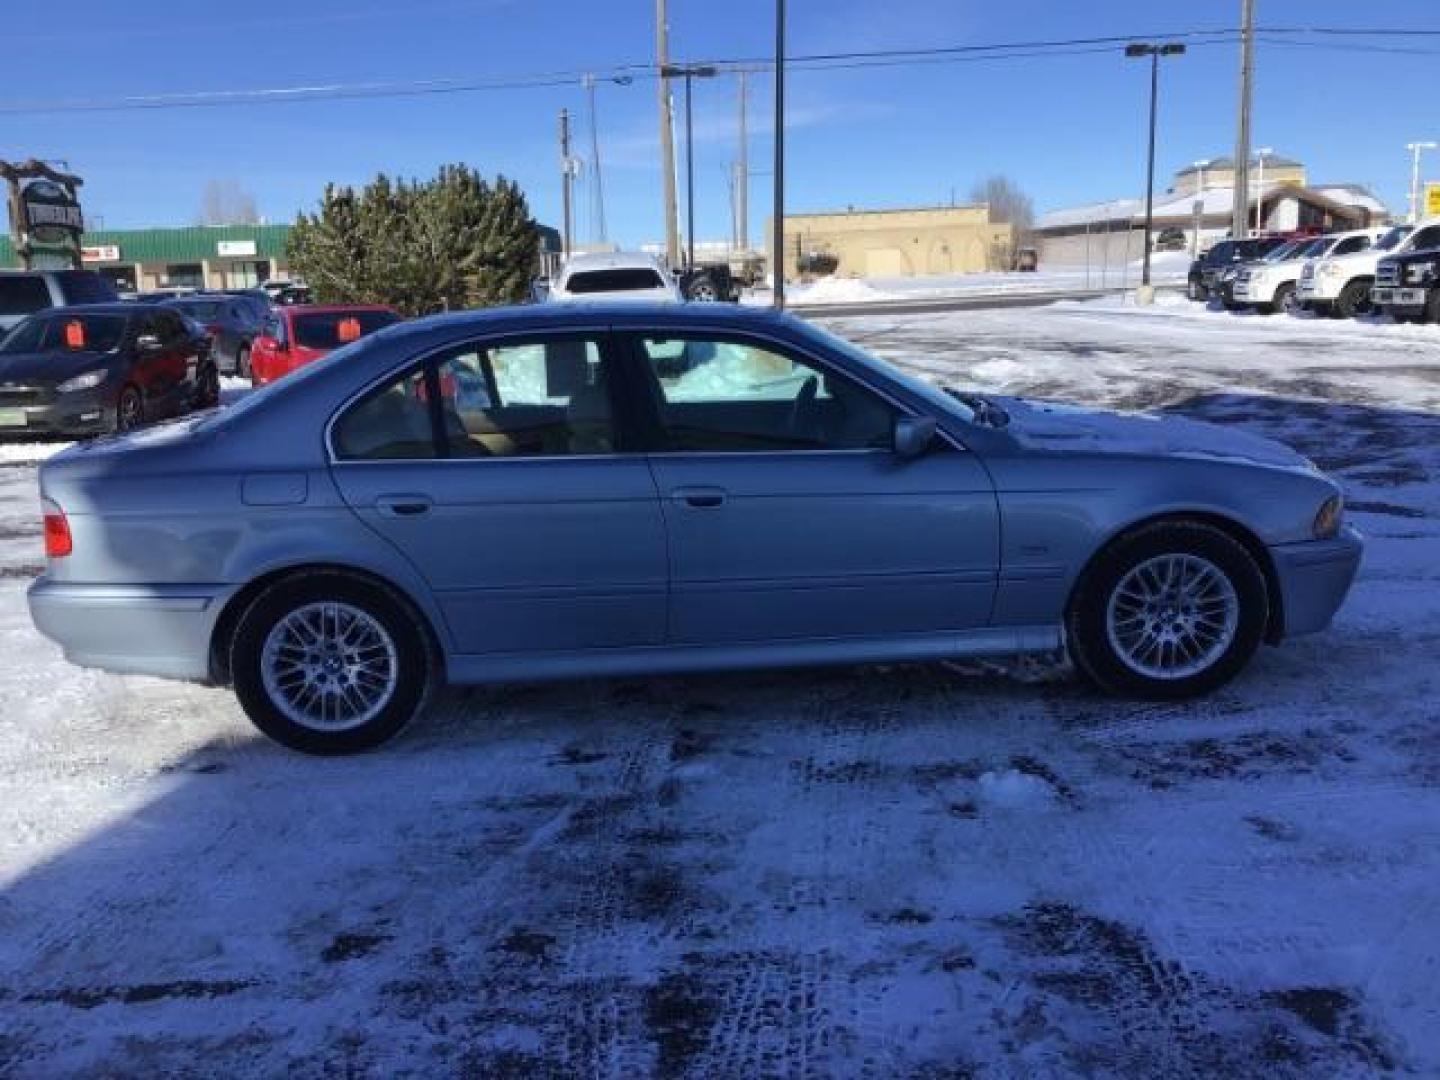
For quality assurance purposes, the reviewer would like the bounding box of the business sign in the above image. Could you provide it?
[1426,182,1440,218]
[22,180,84,242]
[217,239,257,257]
[81,244,121,263]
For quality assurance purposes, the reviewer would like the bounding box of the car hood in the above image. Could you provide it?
[0,350,114,385]
[997,397,1312,470]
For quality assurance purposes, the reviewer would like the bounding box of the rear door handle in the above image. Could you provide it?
[376,494,433,518]
[671,486,727,509]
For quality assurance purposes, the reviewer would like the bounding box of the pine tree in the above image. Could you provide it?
[286,164,541,316]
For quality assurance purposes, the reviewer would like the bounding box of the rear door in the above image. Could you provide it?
[621,330,999,645]
[329,329,668,655]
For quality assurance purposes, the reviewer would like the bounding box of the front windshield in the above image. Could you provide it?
[1373,227,1407,252]
[169,300,225,322]
[1262,241,1301,262]
[801,321,978,424]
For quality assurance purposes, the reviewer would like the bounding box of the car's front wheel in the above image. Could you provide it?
[1067,521,1268,699]
[236,346,252,380]
[231,572,433,754]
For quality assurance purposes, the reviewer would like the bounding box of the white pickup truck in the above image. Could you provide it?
[1297,217,1440,318]
[1233,229,1388,314]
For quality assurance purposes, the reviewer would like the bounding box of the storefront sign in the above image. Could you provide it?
[1426,183,1440,218]
[217,239,257,257]
[81,244,121,263]
[22,180,84,242]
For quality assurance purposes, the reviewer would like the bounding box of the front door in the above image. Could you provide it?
[330,331,667,655]
[624,331,999,645]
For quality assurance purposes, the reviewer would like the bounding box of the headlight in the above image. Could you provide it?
[1407,261,1437,285]
[1318,261,1345,278]
[56,370,107,393]
[1313,495,1344,539]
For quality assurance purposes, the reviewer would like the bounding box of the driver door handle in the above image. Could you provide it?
[671,486,727,509]
[376,494,433,518]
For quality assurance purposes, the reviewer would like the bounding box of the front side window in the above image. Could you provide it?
[1332,236,1371,256]
[637,335,895,453]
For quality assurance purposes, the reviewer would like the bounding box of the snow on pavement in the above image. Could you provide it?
[0,301,1438,1076]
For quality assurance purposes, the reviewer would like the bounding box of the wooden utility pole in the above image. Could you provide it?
[559,108,573,258]
[772,0,786,308]
[584,75,608,245]
[1230,0,1255,240]
[656,0,680,268]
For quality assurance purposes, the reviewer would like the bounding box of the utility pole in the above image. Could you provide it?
[584,75,608,245]
[684,72,695,268]
[1231,0,1255,240]
[737,70,749,254]
[559,108,573,258]
[656,0,680,268]
[1407,141,1437,224]
[772,0,786,308]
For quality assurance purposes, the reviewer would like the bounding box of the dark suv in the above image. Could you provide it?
[1372,247,1440,324]
[0,270,119,332]
[1187,237,1291,302]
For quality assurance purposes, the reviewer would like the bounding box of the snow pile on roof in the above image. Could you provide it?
[1037,198,1141,230]
[1314,185,1389,214]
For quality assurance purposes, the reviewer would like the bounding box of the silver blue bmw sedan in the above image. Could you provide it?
[28,303,1361,753]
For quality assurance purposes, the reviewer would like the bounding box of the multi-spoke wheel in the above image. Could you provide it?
[231,572,432,753]
[1067,521,1268,699]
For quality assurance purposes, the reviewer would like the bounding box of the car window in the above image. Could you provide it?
[40,314,128,353]
[293,310,398,350]
[1407,226,1440,252]
[0,276,53,317]
[1331,236,1370,256]
[261,314,285,343]
[332,368,435,461]
[173,300,225,323]
[157,311,189,345]
[637,335,896,453]
[434,337,614,458]
[563,268,665,293]
[0,315,47,353]
[55,271,117,304]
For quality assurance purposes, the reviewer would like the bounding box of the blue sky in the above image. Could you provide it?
[4,1,1437,246]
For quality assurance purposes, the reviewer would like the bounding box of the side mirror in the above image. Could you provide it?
[893,415,937,460]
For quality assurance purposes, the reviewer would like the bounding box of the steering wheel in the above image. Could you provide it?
[788,375,820,441]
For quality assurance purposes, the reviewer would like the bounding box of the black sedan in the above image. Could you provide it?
[0,304,217,436]
[162,294,263,378]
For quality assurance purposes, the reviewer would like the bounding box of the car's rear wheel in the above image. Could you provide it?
[197,362,220,409]
[1273,282,1298,315]
[1067,521,1268,699]
[231,572,432,754]
[686,271,720,302]
[114,384,144,432]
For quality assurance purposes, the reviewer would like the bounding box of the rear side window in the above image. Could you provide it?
[563,268,664,293]
[0,276,53,317]
[293,310,398,350]
[40,314,129,353]
[55,271,118,304]
[332,368,435,460]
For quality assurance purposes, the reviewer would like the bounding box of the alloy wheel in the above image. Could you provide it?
[1104,554,1240,681]
[260,602,399,732]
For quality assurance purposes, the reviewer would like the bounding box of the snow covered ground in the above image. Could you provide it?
[1,304,1439,1076]
[747,251,1192,307]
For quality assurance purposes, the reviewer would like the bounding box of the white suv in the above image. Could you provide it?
[1298,218,1440,318]
[548,252,684,304]
[1233,229,1388,314]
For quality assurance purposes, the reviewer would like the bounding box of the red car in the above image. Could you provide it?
[249,304,400,386]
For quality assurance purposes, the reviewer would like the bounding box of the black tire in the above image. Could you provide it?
[1333,280,1371,319]
[236,346,252,380]
[1066,521,1268,700]
[1272,282,1298,316]
[196,362,221,409]
[686,272,720,302]
[230,571,433,754]
[114,384,144,432]
[1426,290,1440,325]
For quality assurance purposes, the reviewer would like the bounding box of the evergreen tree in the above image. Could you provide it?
[286,164,540,316]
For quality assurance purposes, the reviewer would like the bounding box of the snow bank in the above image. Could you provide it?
[977,768,1058,809]
[789,277,905,305]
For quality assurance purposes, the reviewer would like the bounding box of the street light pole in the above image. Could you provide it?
[1254,146,1273,232]
[1126,41,1186,290]
[773,0,786,309]
[1192,158,1210,257]
[660,64,718,271]
[1407,141,1438,224]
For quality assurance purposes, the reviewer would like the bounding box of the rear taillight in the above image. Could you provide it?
[42,499,72,558]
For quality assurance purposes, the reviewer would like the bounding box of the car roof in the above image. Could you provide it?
[561,251,667,272]
[24,303,137,318]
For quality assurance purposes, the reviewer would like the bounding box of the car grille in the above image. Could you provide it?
[1300,263,1316,284]
[1235,268,1253,286]
[0,388,48,408]
[1376,261,1400,287]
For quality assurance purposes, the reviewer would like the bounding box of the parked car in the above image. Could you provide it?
[28,303,1360,754]
[0,269,118,332]
[0,304,216,436]
[220,289,274,322]
[679,263,740,302]
[548,252,684,303]
[162,294,263,377]
[1232,230,1387,314]
[1186,237,1290,301]
[1212,238,1309,309]
[250,304,401,386]
[1371,244,1440,324]
[1298,217,1440,318]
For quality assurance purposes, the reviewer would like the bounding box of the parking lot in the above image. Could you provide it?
[1,298,1438,1077]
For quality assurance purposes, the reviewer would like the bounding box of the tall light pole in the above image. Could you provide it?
[1407,141,1438,224]
[1254,146,1273,232]
[1192,157,1211,256]
[1125,41,1186,289]
[661,64,718,269]
[559,108,573,258]
[736,70,749,254]
[1231,0,1256,241]
[772,0,786,308]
